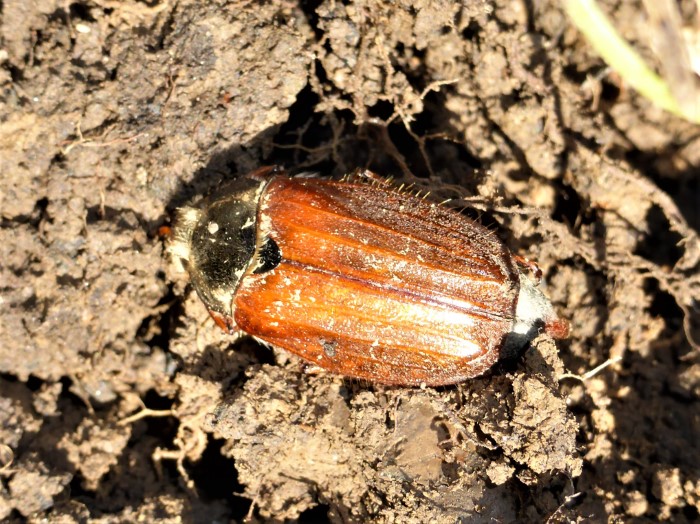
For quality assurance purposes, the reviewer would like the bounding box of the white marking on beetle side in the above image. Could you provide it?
[208,222,219,234]
[512,270,556,334]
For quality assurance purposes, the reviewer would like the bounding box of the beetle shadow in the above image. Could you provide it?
[498,323,542,361]
[495,321,559,377]
[162,85,437,215]
[163,82,494,219]
[163,131,276,214]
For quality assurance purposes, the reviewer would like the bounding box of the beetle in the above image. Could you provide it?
[169,166,569,386]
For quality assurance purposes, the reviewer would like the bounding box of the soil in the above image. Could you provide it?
[1,0,699,522]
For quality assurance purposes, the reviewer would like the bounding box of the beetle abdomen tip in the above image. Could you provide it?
[545,318,570,339]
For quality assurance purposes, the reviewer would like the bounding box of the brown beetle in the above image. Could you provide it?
[169,166,569,386]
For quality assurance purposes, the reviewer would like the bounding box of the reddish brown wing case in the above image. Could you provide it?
[233,177,520,386]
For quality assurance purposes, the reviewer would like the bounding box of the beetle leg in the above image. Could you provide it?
[514,255,543,284]
[245,165,286,182]
[157,225,172,239]
[300,363,327,376]
[207,309,238,335]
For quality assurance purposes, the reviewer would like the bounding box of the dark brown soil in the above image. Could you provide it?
[1,0,698,522]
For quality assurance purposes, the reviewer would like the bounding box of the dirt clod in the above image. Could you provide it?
[1,0,698,522]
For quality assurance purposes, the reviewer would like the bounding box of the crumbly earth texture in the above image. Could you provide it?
[1,0,699,522]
